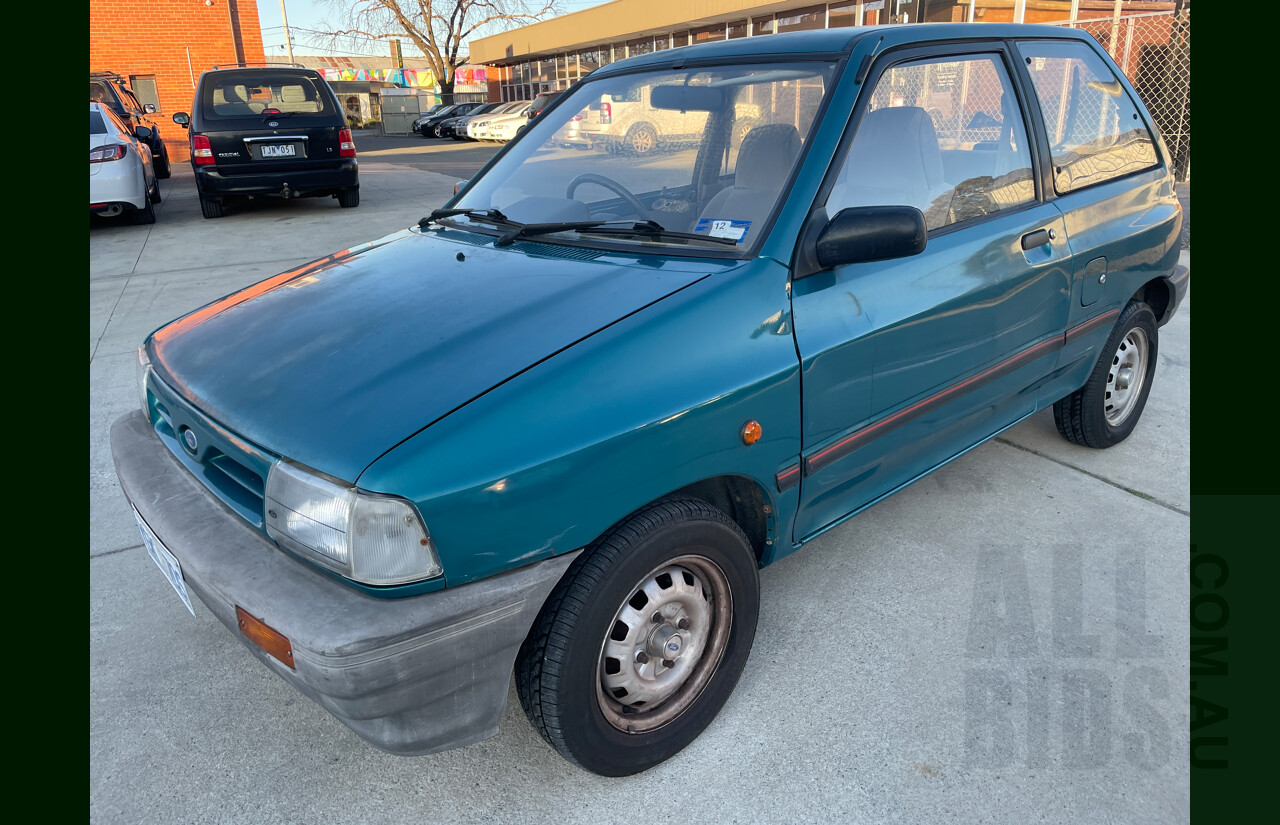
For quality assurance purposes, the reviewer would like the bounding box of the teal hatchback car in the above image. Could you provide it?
[112,24,1186,776]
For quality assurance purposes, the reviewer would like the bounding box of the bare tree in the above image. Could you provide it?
[322,1,558,101]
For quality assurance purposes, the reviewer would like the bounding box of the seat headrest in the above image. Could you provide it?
[735,124,802,191]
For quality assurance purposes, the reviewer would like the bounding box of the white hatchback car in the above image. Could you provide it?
[90,102,160,224]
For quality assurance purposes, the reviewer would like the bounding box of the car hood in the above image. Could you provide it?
[148,227,720,482]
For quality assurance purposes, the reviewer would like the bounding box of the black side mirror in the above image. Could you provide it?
[134,125,153,141]
[810,206,927,272]
[172,112,190,127]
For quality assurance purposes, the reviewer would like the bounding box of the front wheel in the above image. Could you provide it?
[516,497,759,776]
[1053,300,1159,448]
[154,145,171,179]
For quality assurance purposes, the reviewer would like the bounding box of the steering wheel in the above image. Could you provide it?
[565,173,655,223]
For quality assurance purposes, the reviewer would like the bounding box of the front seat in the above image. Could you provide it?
[696,124,801,245]
[828,105,953,222]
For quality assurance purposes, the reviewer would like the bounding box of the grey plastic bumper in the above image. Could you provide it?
[111,410,577,756]
[1160,263,1189,326]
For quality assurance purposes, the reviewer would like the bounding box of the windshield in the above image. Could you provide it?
[451,61,834,252]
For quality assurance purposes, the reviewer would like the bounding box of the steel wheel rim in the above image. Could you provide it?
[596,554,732,734]
[1105,326,1149,426]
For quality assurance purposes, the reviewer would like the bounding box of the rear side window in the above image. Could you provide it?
[90,80,123,115]
[200,73,335,120]
[1018,40,1158,193]
[90,110,108,135]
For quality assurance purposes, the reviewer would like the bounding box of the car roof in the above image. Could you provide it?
[200,66,323,82]
[593,23,1093,76]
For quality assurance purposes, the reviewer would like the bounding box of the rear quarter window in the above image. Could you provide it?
[200,73,336,120]
[90,110,108,134]
[1018,40,1159,193]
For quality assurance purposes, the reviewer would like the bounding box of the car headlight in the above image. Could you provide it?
[136,346,152,412]
[265,459,443,586]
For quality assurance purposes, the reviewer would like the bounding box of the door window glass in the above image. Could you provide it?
[828,54,1036,231]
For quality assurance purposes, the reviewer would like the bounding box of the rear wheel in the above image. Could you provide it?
[337,188,360,208]
[199,192,223,219]
[132,190,156,225]
[1053,300,1159,448]
[516,497,759,776]
[625,123,658,156]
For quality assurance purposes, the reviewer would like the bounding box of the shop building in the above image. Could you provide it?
[470,0,1179,102]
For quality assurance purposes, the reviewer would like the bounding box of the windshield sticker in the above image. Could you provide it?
[695,219,751,243]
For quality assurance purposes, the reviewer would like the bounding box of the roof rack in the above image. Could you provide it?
[211,62,307,70]
[90,71,125,81]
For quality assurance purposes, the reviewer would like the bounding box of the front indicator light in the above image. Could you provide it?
[236,606,295,669]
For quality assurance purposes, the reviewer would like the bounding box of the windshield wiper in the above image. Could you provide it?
[576,220,740,246]
[493,220,610,246]
[419,207,516,229]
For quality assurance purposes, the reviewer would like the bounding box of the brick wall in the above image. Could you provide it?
[90,0,266,161]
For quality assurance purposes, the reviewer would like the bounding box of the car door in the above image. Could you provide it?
[790,43,1072,541]
[1013,38,1177,398]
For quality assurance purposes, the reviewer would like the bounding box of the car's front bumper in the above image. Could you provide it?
[195,160,358,199]
[110,409,578,756]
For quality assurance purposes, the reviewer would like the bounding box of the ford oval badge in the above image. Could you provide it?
[182,429,198,452]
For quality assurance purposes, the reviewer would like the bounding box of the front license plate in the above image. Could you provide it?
[133,507,196,617]
[260,144,297,158]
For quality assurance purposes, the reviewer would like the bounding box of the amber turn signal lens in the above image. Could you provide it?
[741,420,762,445]
[236,606,295,669]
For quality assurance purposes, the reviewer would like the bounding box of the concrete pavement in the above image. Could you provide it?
[90,157,1190,824]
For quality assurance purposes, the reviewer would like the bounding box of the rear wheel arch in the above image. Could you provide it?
[1136,277,1173,326]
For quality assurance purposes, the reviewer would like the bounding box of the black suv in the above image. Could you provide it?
[172,66,359,219]
[90,72,171,179]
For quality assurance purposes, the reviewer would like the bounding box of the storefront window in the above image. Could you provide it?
[578,49,606,74]
[829,2,859,28]
[693,23,726,43]
[727,19,748,39]
[672,30,690,47]
[863,1,885,26]
[626,37,654,57]
[751,16,775,36]
[776,4,825,33]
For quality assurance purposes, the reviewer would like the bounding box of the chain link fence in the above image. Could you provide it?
[1050,9,1190,182]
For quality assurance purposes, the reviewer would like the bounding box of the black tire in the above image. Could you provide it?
[199,192,223,219]
[516,497,759,777]
[625,123,658,156]
[149,177,162,204]
[132,192,156,225]
[154,145,171,179]
[1053,300,1159,448]
[337,188,360,208]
